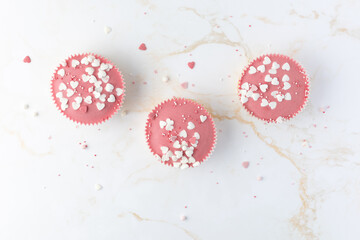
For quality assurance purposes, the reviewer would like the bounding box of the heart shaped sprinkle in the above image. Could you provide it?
[96,102,105,111]
[60,61,67,67]
[282,74,290,82]
[23,56,31,63]
[71,59,80,68]
[269,102,277,109]
[248,66,256,74]
[100,63,109,71]
[95,86,103,93]
[57,69,65,77]
[188,157,196,163]
[272,62,280,69]
[74,96,82,104]
[187,121,195,130]
[89,75,97,83]
[271,77,279,85]
[72,102,80,110]
[268,68,277,74]
[173,162,181,168]
[260,84,268,92]
[92,59,100,67]
[116,88,123,96]
[56,92,63,98]
[179,130,187,138]
[70,81,79,89]
[139,43,147,51]
[98,70,106,78]
[174,151,183,159]
[263,56,271,65]
[81,57,89,65]
[276,117,283,123]
[252,93,260,101]
[193,132,200,139]
[88,87,94,93]
[283,82,291,90]
[107,94,115,102]
[84,96,92,104]
[59,83,67,91]
[165,118,174,131]
[276,94,284,102]
[101,75,110,83]
[246,91,253,98]
[185,149,193,157]
[189,137,197,145]
[173,140,181,148]
[187,61,195,69]
[199,115,207,122]
[66,89,74,97]
[241,96,248,103]
[250,85,258,92]
[82,74,89,82]
[282,62,290,71]
[105,83,114,92]
[99,94,106,102]
[261,99,269,107]
[265,75,272,82]
[159,120,166,129]
[271,91,279,97]
[85,67,94,75]
[160,146,169,154]
[87,55,95,63]
[257,65,265,73]
[61,103,68,111]
[241,82,250,90]
[79,105,88,113]
[284,93,292,100]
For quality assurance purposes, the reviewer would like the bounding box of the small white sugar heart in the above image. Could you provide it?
[240,96,248,103]
[74,96,82,104]
[100,63,109,71]
[250,85,258,92]
[188,157,196,163]
[107,94,115,102]
[271,91,279,97]
[95,87,103,93]
[59,98,68,104]
[282,74,290,82]
[70,81,79,89]
[263,56,271,65]
[269,68,277,74]
[56,92,63,98]
[101,75,110,83]
[193,162,200,167]
[239,89,247,96]
[271,77,279,85]
[241,82,249,90]
[94,81,102,88]
[245,91,253,98]
[88,87,94,93]
[93,91,101,99]
[260,84,268,92]
[61,103,68,111]
[98,70,106,78]
[257,65,265,73]
[185,149,193,157]
[99,94,106,102]
[71,59,80,68]
[269,102,277,109]
[261,99,269,107]
[284,93,292,100]
[81,57,89,65]
[116,88,123,96]
[160,146,169,154]
[87,55,95,63]
[264,75,272,82]
[193,132,200,139]
[84,96,92,104]
[173,141,181,148]
[96,102,105,110]
[159,121,167,129]
[282,62,290,71]
[276,117,283,123]
[66,89,74,97]
[107,64,113,70]
[59,83,67,91]
[179,130,187,138]
[57,69,65,77]
[60,61,67,67]
[200,115,207,122]
[180,157,189,164]
[105,83,114,92]
[252,93,260,101]
[276,94,284,102]
[88,75,97,83]
[85,67,94,75]
[92,59,100,67]
[248,66,256,74]
[283,82,291,90]
[187,122,195,130]
[175,151,183,159]
[272,62,280,69]
[82,74,89,82]
[72,102,80,110]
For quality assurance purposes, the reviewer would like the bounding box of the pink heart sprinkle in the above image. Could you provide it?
[189,137,197,145]
[242,161,249,168]
[250,85,258,92]
[181,82,188,89]
[187,62,195,69]
[79,106,88,113]
[138,43,147,51]
[23,56,31,63]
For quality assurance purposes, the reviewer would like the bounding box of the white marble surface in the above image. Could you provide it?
[1,0,360,239]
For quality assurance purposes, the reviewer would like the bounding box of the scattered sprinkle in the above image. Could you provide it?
[33,112,39,117]
[121,110,128,116]
[187,62,195,69]
[104,26,112,34]
[24,104,29,110]
[23,56,31,63]
[257,176,263,181]
[162,76,169,82]
[181,82,189,89]
[179,214,187,221]
[94,184,103,191]
[242,161,249,168]
[138,43,147,51]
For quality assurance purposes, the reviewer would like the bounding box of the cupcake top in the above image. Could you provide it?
[238,54,309,123]
[51,53,125,124]
[145,98,216,169]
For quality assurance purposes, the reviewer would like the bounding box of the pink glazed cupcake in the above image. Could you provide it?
[51,53,125,124]
[238,54,309,123]
[145,98,216,169]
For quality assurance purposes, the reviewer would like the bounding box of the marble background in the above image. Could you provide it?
[1,0,360,239]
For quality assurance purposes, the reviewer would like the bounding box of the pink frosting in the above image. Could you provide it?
[239,54,309,122]
[146,98,216,168]
[51,54,125,124]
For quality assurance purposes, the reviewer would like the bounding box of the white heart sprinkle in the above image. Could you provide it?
[56,92,63,98]
[70,81,79,89]
[282,62,290,71]
[269,68,277,74]
[74,96,82,104]
[100,63,109,71]
[282,74,290,82]
[284,93,292,100]
[60,98,68,104]
[105,83,114,92]
[271,91,279,97]
[88,87,94,93]
[261,99,269,107]
[57,69,65,77]
[246,91,253,98]
[72,102,80,110]
[241,82,249,90]
[99,94,106,102]
[200,115,207,122]
[272,62,280,69]
[82,74,89,82]
[59,83,67,91]
[93,91,101,99]
[60,61,67,67]
[85,67,94,75]
[250,85,258,92]
[188,157,196,163]
[101,75,110,83]
[81,57,89,65]
[107,94,115,102]
[95,86,103,93]
[239,89,247,96]
[271,77,279,85]
[185,149,193,157]
[276,117,283,123]
[159,121,167,129]
[248,66,256,74]
[98,70,106,78]
[193,162,200,167]
[173,162,181,168]
[193,132,200,139]
[96,102,105,110]
[61,103,68,111]
[187,122,195,130]
[269,102,277,109]
[116,88,123,96]
[276,94,284,102]
[66,89,74,97]
[179,130,187,138]
[263,56,271,65]
[283,82,291,90]
[87,55,95,63]
[84,96,92,104]
[92,59,100,67]
[71,59,80,68]
[257,65,265,73]
[88,75,97,83]
[260,84,268,92]
[252,93,260,101]
[160,146,169,154]
[240,96,248,103]
[264,75,272,82]
[175,151,183,159]
[173,141,181,148]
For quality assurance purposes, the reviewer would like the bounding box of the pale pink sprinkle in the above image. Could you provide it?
[242,161,249,168]
[181,82,189,89]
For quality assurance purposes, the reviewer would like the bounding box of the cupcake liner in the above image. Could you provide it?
[145,97,217,169]
[51,53,126,125]
[237,53,310,123]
